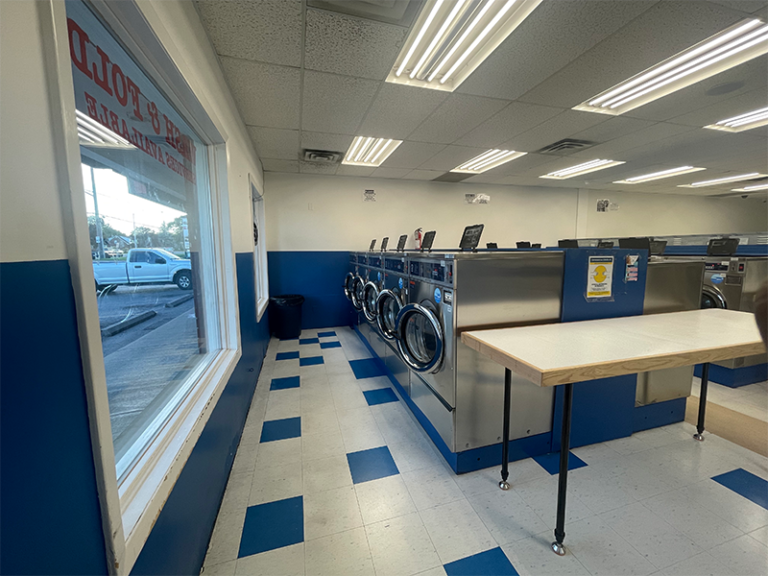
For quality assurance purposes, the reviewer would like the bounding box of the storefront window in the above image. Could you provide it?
[67,0,219,481]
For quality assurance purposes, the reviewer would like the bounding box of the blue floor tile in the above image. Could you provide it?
[318,331,336,337]
[349,358,387,379]
[270,376,300,390]
[444,547,519,576]
[238,496,303,558]
[320,341,342,349]
[363,388,398,406]
[276,351,299,361]
[260,417,301,443]
[532,451,587,475]
[300,356,324,366]
[712,468,768,510]
[299,338,319,344]
[347,446,399,484]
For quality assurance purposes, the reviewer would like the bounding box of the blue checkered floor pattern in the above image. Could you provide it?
[203,326,768,576]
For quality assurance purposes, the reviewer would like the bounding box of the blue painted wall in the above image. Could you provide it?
[132,253,270,575]
[268,251,355,330]
[0,260,109,576]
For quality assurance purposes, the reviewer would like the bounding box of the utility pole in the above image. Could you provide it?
[133,213,137,248]
[90,166,105,259]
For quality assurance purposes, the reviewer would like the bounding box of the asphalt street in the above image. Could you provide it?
[98,285,194,356]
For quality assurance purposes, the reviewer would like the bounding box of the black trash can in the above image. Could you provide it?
[270,294,305,340]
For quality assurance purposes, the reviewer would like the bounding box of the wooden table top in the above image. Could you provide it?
[461,309,766,387]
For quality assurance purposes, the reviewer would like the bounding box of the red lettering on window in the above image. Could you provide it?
[84,92,98,118]
[126,78,143,120]
[147,102,160,134]
[67,19,92,79]
[111,63,127,106]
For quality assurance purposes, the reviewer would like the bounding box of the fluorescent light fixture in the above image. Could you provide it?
[76,110,136,149]
[678,172,768,187]
[613,166,706,184]
[731,183,768,192]
[387,0,544,92]
[574,18,768,115]
[342,136,403,167]
[451,149,527,173]
[540,159,625,180]
[704,106,768,132]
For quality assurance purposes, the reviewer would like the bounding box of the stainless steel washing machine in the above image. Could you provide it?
[357,253,387,359]
[636,258,704,405]
[395,251,564,453]
[376,254,410,393]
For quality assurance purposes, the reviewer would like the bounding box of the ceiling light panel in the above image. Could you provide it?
[678,172,768,187]
[574,19,768,116]
[540,159,625,180]
[451,149,526,173]
[613,166,706,184]
[342,136,403,167]
[387,0,544,92]
[732,183,768,192]
[704,106,768,133]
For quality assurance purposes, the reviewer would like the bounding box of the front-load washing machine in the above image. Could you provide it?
[395,251,564,453]
[357,253,387,359]
[376,254,410,393]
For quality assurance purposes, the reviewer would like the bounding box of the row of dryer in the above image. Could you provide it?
[344,250,563,455]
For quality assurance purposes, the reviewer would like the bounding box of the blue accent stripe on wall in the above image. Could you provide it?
[712,468,768,510]
[132,252,270,575]
[0,260,108,576]
[268,251,356,330]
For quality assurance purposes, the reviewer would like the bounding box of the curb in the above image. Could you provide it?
[101,310,157,337]
[165,293,194,308]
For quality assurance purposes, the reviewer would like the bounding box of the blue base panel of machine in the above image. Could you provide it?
[633,397,687,433]
[694,362,768,388]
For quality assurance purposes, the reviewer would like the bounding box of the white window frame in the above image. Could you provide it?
[38,1,242,574]
[249,174,270,321]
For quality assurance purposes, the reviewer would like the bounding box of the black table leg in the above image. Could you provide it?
[499,368,512,490]
[694,362,710,442]
[552,383,574,556]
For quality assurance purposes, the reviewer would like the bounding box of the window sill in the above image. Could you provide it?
[256,297,269,323]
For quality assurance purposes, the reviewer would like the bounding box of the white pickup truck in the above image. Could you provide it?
[93,248,193,291]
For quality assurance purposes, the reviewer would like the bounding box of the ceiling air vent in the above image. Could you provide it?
[302,149,342,164]
[432,172,474,183]
[536,139,599,155]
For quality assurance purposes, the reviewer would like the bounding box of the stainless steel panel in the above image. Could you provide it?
[741,258,767,314]
[454,252,564,328]
[384,340,410,394]
[455,340,554,450]
[637,260,703,405]
[410,372,455,452]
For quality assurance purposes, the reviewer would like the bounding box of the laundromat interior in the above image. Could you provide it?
[3,1,768,575]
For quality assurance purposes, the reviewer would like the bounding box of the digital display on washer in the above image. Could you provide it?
[385,258,404,272]
[707,238,739,256]
[422,230,436,251]
[381,237,389,251]
[369,239,376,251]
[396,234,407,251]
[459,224,484,250]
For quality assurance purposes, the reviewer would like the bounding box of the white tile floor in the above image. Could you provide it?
[202,326,768,576]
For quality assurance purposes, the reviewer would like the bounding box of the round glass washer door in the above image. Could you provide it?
[343,272,355,301]
[375,288,404,340]
[351,276,365,311]
[362,281,380,322]
[396,301,444,373]
[701,285,727,309]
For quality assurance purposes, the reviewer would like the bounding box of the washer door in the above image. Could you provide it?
[362,281,380,322]
[396,302,444,373]
[351,275,365,311]
[701,285,727,309]
[343,272,355,301]
[376,288,404,340]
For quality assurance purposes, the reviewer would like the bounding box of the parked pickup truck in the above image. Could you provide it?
[93,248,193,291]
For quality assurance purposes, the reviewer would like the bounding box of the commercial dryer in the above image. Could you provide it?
[395,251,564,453]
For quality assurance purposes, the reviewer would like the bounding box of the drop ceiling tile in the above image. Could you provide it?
[667,88,768,128]
[247,127,298,160]
[569,117,659,144]
[518,1,752,109]
[457,0,656,101]
[706,0,768,15]
[301,71,380,134]
[380,141,445,169]
[300,132,354,154]
[569,122,698,159]
[336,165,376,177]
[262,159,299,173]
[454,102,564,148]
[404,170,445,181]
[370,167,411,179]
[304,8,406,80]
[299,160,338,175]
[416,145,490,172]
[408,95,509,144]
[197,0,303,66]
[220,57,301,129]
[500,110,609,152]
[358,84,448,140]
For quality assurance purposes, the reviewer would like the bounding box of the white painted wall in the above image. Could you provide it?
[265,173,767,251]
[0,0,69,263]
